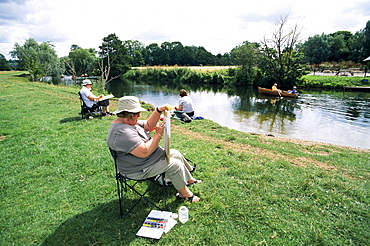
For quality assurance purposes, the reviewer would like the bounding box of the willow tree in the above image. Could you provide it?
[10,38,63,83]
[259,15,307,88]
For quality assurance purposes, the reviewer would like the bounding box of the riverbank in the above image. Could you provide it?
[128,66,370,90]
[1,72,369,245]
[134,66,369,77]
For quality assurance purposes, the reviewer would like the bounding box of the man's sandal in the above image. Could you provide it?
[176,193,200,202]
[187,179,202,186]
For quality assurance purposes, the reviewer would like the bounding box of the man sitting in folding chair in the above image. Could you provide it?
[106,96,202,209]
[79,79,112,116]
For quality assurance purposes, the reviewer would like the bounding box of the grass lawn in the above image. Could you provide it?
[300,75,370,88]
[0,72,369,245]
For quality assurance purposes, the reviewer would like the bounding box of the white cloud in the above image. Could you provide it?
[0,0,369,59]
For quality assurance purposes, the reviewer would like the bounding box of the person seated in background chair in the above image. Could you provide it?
[106,96,201,202]
[80,79,112,116]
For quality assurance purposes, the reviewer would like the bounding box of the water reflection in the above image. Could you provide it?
[298,90,370,124]
[107,79,370,149]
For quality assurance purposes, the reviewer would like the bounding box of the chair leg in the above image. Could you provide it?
[135,178,165,211]
[116,179,124,217]
[161,174,167,209]
[117,178,136,217]
[81,107,90,119]
[117,176,167,218]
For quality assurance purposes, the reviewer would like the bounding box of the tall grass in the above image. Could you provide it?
[1,72,369,245]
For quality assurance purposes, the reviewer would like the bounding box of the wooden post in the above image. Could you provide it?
[164,110,171,164]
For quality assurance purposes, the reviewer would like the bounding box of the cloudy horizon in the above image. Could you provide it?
[0,0,369,60]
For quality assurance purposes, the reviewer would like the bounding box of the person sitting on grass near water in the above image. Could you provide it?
[174,89,194,117]
[80,79,112,116]
[106,96,201,202]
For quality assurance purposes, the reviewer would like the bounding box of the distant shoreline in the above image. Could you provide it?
[133,66,369,77]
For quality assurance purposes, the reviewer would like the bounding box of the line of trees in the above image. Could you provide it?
[299,23,370,64]
[121,19,370,68]
[3,18,370,88]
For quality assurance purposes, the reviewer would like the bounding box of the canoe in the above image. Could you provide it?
[258,87,298,98]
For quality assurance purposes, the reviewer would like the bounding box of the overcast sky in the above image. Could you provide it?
[0,0,369,60]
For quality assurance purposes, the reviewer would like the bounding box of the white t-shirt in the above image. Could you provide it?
[80,86,95,108]
[178,96,194,113]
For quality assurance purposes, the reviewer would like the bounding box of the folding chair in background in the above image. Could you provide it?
[78,92,102,119]
[109,148,167,217]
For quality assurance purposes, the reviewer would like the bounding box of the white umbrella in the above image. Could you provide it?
[364,56,370,61]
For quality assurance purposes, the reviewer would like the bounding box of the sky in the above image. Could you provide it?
[0,0,369,60]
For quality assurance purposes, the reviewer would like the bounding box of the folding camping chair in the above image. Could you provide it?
[109,148,167,217]
[78,92,102,119]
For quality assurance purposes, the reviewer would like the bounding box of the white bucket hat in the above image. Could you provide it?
[82,79,92,86]
[113,96,147,114]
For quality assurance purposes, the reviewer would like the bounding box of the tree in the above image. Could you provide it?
[170,42,185,65]
[159,41,173,65]
[98,33,130,83]
[62,46,97,79]
[259,15,307,88]
[159,41,185,65]
[0,54,11,71]
[363,20,370,58]
[301,34,332,64]
[329,33,350,61]
[10,38,64,82]
[123,40,145,67]
[182,46,197,65]
[145,43,162,65]
[216,52,232,66]
[194,46,215,66]
[70,44,82,52]
[348,31,366,63]
[230,41,260,84]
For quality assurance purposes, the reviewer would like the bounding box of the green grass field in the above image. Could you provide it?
[300,75,369,88]
[1,72,369,245]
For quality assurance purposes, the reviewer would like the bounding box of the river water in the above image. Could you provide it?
[107,80,370,150]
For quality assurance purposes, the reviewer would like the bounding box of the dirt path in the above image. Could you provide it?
[171,124,367,174]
